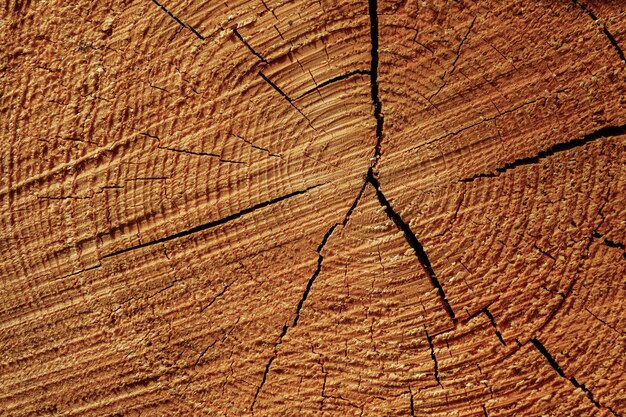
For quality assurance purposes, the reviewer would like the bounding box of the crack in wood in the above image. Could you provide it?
[531,338,622,416]
[483,308,506,346]
[295,70,370,100]
[368,0,384,168]
[571,0,625,63]
[425,328,442,386]
[101,184,323,259]
[150,0,205,40]
[259,71,315,127]
[368,170,457,324]
[461,124,626,182]
[232,27,268,64]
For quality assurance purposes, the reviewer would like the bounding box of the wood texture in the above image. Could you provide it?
[1,0,625,416]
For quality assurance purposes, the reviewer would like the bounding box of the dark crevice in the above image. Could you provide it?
[593,231,626,258]
[461,124,626,182]
[342,176,369,227]
[425,328,442,385]
[250,221,337,411]
[482,404,489,417]
[293,223,337,327]
[150,0,205,40]
[102,184,322,259]
[296,70,370,100]
[409,385,416,417]
[532,338,621,415]
[259,71,294,103]
[571,0,625,62]
[483,308,506,345]
[250,346,276,411]
[368,0,384,168]
[368,170,457,323]
[531,337,566,378]
[232,28,268,64]
[259,71,314,126]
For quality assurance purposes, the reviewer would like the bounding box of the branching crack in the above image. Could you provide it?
[150,0,205,40]
[296,70,370,100]
[259,71,314,126]
[102,184,322,259]
[461,124,626,182]
[483,308,506,345]
[531,338,621,416]
[425,328,442,385]
[231,133,282,158]
[368,170,457,323]
[571,0,625,62]
[141,132,246,163]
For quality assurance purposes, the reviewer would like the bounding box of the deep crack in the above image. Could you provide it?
[296,70,370,100]
[102,184,322,259]
[484,308,506,345]
[368,0,384,168]
[249,180,369,411]
[232,27,268,63]
[461,124,626,182]
[368,171,457,324]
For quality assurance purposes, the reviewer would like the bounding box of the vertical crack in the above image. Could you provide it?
[368,0,384,168]
[368,171,457,323]
[425,328,442,386]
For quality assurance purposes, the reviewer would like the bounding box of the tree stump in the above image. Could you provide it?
[1,0,625,416]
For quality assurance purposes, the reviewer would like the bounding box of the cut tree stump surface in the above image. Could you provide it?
[1,0,625,416]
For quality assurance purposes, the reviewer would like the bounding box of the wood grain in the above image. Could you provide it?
[1,0,625,416]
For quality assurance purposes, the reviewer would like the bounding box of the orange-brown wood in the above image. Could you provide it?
[1,0,625,415]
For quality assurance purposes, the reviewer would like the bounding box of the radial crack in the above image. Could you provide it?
[571,0,625,62]
[531,338,621,416]
[250,179,369,410]
[484,308,506,345]
[259,71,314,127]
[102,184,322,259]
[250,222,336,411]
[233,27,268,63]
[368,171,457,323]
[368,0,384,167]
[150,0,204,40]
[425,328,442,385]
[461,124,626,182]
